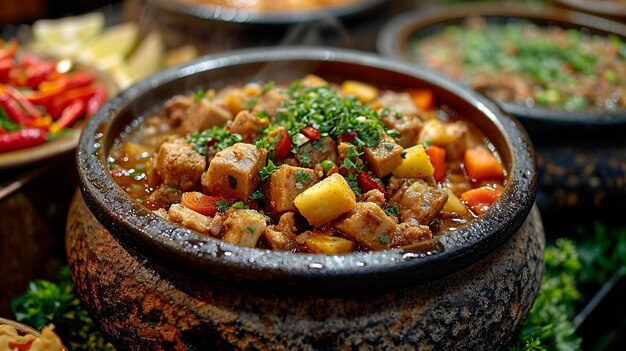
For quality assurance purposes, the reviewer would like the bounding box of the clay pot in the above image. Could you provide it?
[72,48,540,349]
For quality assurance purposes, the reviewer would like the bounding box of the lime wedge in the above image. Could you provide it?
[125,31,165,81]
[32,12,105,56]
[78,22,139,70]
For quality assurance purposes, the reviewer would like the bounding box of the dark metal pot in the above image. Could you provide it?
[71,47,541,349]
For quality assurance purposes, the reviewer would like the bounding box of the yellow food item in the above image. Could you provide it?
[341,80,379,103]
[442,188,469,216]
[392,144,434,179]
[0,324,63,351]
[304,235,355,254]
[294,173,356,226]
[78,22,139,70]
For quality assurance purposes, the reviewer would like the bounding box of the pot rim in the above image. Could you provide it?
[146,0,386,25]
[376,3,626,127]
[77,47,536,294]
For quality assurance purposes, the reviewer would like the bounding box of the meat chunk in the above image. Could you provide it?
[165,95,193,127]
[146,185,182,209]
[390,179,448,225]
[157,138,206,191]
[334,202,397,250]
[205,143,267,201]
[264,212,297,251]
[168,204,212,235]
[390,221,432,247]
[252,90,283,116]
[363,135,403,178]
[179,99,232,136]
[418,119,469,162]
[360,189,386,207]
[267,165,319,215]
[377,91,419,115]
[221,209,267,248]
[296,137,339,168]
[145,155,162,189]
[382,114,424,148]
[229,110,270,143]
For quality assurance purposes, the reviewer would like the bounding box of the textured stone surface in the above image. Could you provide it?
[67,192,545,350]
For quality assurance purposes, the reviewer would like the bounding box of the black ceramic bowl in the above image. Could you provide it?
[377,4,626,130]
[551,0,626,22]
[146,0,386,25]
[77,47,536,294]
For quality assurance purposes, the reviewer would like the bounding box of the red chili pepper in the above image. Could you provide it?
[49,85,98,118]
[338,130,357,143]
[23,61,56,88]
[0,39,18,60]
[274,129,292,159]
[0,128,46,152]
[86,87,107,117]
[0,93,38,128]
[0,58,14,83]
[40,71,95,93]
[55,99,86,130]
[9,339,34,351]
[300,126,320,141]
[357,171,386,195]
[4,85,42,119]
[24,88,63,108]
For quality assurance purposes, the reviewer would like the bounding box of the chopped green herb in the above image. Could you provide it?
[422,140,432,148]
[295,169,313,185]
[260,159,278,182]
[187,125,243,155]
[379,235,389,244]
[193,89,205,101]
[109,163,120,170]
[249,190,265,200]
[216,200,233,212]
[401,150,408,159]
[345,173,362,196]
[136,198,143,203]
[343,146,365,172]
[167,186,179,193]
[232,201,248,210]
[246,226,256,234]
[246,81,276,109]
[384,204,399,217]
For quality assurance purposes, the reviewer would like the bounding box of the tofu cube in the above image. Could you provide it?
[267,165,319,215]
[205,143,267,201]
[294,173,357,227]
[363,136,403,178]
[334,202,396,250]
[221,209,267,248]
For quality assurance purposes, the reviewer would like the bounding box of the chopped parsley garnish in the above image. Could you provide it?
[345,173,362,196]
[109,163,120,170]
[379,235,389,244]
[249,190,265,200]
[295,169,313,185]
[216,200,249,212]
[343,146,365,172]
[192,89,205,101]
[246,226,256,234]
[246,81,275,110]
[384,204,399,217]
[259,159,278,182]
[187,125,243,155]
[422,139,432,148]
[166,186,180,193]
[400,150,407,159]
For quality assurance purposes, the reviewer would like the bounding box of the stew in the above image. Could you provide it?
[411,18,626,111]
[109,75,506,254]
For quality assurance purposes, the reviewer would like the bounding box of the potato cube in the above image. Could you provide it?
[168,204,212,235]
[294,173,357,227]
[205,143,267,201]
[442,188,469,216]
[334,202,396,250]
[267,165,319,215]
[341,80,379,103]
[304,235,355,254]
[391,144,434,179]
[363,136,403,178]
[221,209,267,248]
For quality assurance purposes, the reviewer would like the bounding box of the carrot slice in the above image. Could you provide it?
[461,186,503,215]
[409,89,434,111]
[180,192,226,217]
[426,145,446,182]
[463,146,504,181]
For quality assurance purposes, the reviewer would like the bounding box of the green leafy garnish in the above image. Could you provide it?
[249,190,265,200]
[345,173,362,196]
[384,204,399,217]
[187,126,242,155]
[343,145,365,172]
[193,89,205,101]
[379,235,389,244]
[216,200,249,212]
[260,159,278,182]
[11,266,116,351]
[295,169,313,186]
[246,226,256,234]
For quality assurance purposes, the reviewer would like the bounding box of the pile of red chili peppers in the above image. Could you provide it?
[0,39,107,153]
